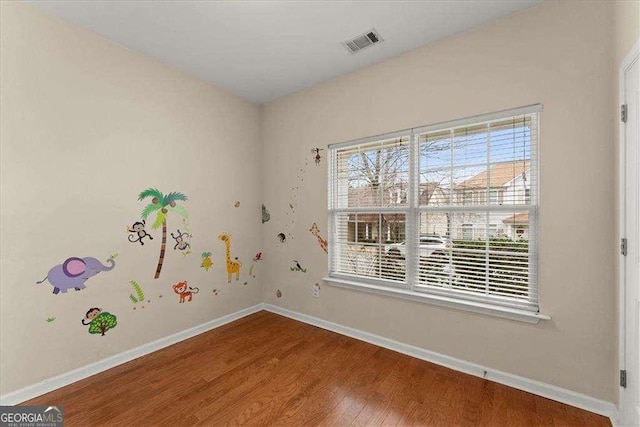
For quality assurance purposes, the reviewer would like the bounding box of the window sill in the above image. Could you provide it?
[322,276,551,324]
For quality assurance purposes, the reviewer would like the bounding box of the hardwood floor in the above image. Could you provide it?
[24,311,609,426]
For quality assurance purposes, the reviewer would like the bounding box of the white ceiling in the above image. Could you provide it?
[27,0,542,104]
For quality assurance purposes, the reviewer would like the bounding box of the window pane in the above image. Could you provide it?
[335,136,410,209]
[418,115,534,208]
[417,211,531,301]
[333,212,406,282]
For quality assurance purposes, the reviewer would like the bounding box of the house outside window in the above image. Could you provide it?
[462,224,473,239]
[489,189,499,205]
[463,191,473,205]
[327,105,540,318]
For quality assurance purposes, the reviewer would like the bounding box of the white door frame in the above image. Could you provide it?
[619,39,640,425]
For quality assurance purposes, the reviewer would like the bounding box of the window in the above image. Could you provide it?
[461,224,474,239]
[328,105,541,318]
[489,189,499,205]
[463,191,473,205]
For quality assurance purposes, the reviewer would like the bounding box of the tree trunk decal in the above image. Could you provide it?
[154,220,167,279]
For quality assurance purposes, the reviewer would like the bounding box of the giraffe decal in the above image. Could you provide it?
[218,233,242,283]
[309,222,328,254]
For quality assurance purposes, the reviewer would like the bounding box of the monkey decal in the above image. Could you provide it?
[127,220,153,246]
[171,229,190,251]
[82,307,117,336]
[81,307,102,325]
[311,147,324,166]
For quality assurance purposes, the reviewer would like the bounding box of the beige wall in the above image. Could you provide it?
[615,0,639,66]
[0,3,262,395]
[262,0,617,402]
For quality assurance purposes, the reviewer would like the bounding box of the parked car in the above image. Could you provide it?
[386,235,452,258]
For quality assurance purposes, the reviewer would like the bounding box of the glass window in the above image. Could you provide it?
[329,107,539,313]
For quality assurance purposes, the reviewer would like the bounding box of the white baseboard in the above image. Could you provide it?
[0,303,265,406]
[264,303,618,422]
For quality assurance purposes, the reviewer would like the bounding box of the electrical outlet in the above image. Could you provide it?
[312,283,320,298]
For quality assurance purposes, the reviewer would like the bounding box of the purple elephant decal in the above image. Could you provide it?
[36,257,116,294]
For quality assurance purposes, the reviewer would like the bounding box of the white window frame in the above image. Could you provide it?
[324,105,550,324]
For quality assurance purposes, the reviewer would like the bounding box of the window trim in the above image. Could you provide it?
[327,104,549,323]
[322,275,550,324]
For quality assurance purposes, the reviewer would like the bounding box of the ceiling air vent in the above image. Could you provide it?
[343,29,383,54]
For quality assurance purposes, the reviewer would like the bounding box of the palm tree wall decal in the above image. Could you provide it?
[138,188,188,279]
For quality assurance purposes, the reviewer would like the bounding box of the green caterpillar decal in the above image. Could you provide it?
[129,294,138,304]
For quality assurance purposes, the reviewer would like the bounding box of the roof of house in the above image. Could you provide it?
[458,161,530,189]
[502,212,529,224]
[347,185,397,207]
[347,182,446,208]
[419,182,446,205]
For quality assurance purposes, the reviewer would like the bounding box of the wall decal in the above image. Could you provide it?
[212,289,219,296]
[248,252,262,278]
[276,289,282,298]
[234,201,240,208]
[284,157,309,240]
[45,317,56,323]
[277,233,286,243]
[290,260,307,273]
[173,281,199,303]
[311,147,324,166]
[138,188,189,279]
[128,280,149,310]
[126,220,153,246]
[36,256,116,294]
[171,229,191,251]
[309,222,328,254]
[82,308,117,336]
[262,204,271,223]
[201,252,213,271]
[243,281,248,286]
[180,218,193,257]
[131,280,144,302]
[218,233,242,283]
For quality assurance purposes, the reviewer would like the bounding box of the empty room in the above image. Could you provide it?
[0,0,639,425]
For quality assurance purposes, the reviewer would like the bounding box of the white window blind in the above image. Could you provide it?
[328,106,540,313]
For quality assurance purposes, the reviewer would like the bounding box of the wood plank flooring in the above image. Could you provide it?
[23,311,610,426]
